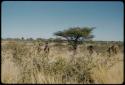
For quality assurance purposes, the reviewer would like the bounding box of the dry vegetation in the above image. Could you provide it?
[1,40,124,84]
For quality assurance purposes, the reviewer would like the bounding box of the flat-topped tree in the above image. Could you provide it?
[54,27,95,54]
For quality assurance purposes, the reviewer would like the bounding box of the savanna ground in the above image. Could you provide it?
[1,40,124,84]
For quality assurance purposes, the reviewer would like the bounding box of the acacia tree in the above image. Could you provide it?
[54,27,95,54]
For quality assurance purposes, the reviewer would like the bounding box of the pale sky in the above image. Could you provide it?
[2,1,124,41]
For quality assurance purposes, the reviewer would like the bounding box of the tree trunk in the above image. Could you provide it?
[73,36,79,54]
[71,38,78,62]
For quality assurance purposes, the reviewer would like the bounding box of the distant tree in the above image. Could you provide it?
[54,27,95,55]
[21,37,24,40]
[48,38,54,42]
[36,38,44,42]
[26,38,34,41]
[54,38,63,43]
[6,38,13,40]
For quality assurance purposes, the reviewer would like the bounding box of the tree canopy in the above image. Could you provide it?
[54,27,95,42]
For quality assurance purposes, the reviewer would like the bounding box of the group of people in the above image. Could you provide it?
[87,44,120,56]
[37,42,120,57]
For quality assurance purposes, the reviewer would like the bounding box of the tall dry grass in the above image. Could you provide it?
[1,41,124,84]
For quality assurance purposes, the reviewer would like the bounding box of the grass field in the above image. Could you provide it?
[1,40,124,84]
